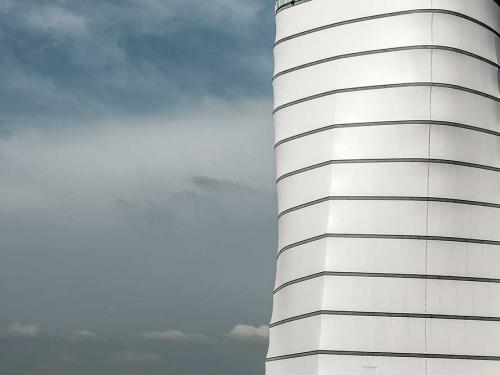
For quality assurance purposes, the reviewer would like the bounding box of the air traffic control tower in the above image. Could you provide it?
[267,1,500,374]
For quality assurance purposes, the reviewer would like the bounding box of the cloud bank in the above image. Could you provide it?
[0,0,274,123]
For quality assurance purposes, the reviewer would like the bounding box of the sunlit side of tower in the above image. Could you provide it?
[267,1,500,374]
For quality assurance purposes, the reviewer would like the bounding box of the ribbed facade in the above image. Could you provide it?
[267,1,500,374]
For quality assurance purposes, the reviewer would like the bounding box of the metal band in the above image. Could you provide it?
[277,196,500,219]
[274,120,500,148]
[273,271,500,294]
[270,310,500,328]
[277,233,500,258]
[274,9,500,47]
[276,158,500,183]
[273,82,499,114]
[273,45,499,80]
[267,350,500,362]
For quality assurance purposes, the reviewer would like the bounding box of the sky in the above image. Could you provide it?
[0,1,277,374]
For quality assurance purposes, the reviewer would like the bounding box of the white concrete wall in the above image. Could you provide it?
[268,0,500,374]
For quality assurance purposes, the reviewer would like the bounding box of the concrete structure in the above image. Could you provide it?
[267,1,500,374]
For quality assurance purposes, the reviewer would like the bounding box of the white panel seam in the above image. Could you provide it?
[424,5,434,373]
[318,168,334,359]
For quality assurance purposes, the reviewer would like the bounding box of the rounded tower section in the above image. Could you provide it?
[268,1,500,374]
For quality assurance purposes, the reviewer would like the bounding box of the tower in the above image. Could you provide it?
[267,1,500,374]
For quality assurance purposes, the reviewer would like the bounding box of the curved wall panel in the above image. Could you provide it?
[268,1,500,374]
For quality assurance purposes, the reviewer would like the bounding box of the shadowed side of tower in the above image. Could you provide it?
[267,1,500,374]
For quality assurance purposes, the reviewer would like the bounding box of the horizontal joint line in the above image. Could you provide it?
[277,234,500,258]
[277,196,500,219]
[273,83,499,114]
[273,45,499,80]
[266,350,500,362]
[273,272,500,294]
[274,9,499,47]
[276,159,500,183]
[269,310,500,328]
[274,120,500,148]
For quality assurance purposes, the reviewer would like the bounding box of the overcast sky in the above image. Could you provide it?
[0,1,276,374]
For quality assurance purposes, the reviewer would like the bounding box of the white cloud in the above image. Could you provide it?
[24,5,87,36]
[141,329,207,341]
[227,324,269,341]
[72,330,97,340]
[114,352,161,362]
[6,323,40,338]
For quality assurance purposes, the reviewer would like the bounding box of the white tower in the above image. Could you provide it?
[267,1,500,374]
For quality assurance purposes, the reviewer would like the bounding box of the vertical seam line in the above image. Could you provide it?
[319,165,335,353]
[425,4,434,374]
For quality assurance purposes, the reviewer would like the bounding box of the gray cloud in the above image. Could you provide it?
[22,5,88,36]
[192,176,227,192]
[191,176,254,193]
[0,0,274,123]
[0,98,275,338]
[0,334,268,375]
[0,1,275,374]
[6,323,40,338]
[113,352,162,362]
[0,98,273,215]
[130,0,264,26]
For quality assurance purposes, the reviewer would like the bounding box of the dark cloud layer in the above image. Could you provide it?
[0,0,274,124]
[0,335,267,375]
